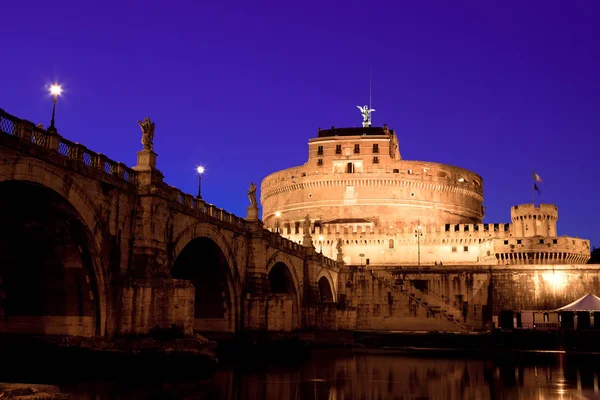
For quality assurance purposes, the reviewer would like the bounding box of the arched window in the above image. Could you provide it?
[389,239,394,249]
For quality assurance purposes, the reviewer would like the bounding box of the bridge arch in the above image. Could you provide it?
[317,269,336,303]
[0,158,110,336]
[266,252,301,330]
[172,223,241,333]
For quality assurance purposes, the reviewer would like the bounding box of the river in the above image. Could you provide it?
[4,349,600,399]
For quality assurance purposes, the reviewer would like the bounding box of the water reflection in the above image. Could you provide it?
[26,350,600,399]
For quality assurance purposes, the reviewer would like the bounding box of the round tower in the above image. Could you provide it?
[510,204,558,237]
[261,125,485,233]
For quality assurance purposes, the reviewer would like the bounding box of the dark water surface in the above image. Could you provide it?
[10,349,600,399]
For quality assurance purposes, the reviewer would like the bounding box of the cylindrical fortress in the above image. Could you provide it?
[261,126,484,232]
[511,203,558,237]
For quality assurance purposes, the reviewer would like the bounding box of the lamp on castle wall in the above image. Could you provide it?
[415,221,423,266]
[275,211,281,233]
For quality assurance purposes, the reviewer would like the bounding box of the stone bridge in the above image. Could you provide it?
[0,108,340,338]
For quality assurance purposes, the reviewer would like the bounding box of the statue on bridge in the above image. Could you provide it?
[336,238,344,262]
[303,215,311,235]
[247,182,257,207]
[336,238,343,254]
[138,117,156,151]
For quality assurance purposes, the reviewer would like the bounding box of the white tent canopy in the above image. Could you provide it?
[555,293,600,312]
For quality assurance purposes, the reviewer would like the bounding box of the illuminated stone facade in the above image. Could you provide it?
[261,125,591,266]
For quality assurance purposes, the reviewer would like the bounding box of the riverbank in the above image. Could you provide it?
[0,333,218,383]
[205,329,600,362]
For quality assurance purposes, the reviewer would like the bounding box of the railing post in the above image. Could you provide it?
[46,131,61,151]
[16,120,33,142]
[116,162,127,180]
[73,143,85,162]
[96,153,108,172]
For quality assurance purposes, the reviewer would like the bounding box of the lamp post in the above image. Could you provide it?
[48,83,62,132]
[196,166,205,199]
[415,220,423,266]
[275,211,281,233]
[318,235,324,253]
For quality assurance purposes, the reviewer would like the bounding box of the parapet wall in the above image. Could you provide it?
[491,236,591,265]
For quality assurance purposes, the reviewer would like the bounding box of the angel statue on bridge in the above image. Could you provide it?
[138,117,156,151]
[247,182,257,208]
[336,238,343,254]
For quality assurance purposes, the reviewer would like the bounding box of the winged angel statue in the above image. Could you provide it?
[357,105,375,126]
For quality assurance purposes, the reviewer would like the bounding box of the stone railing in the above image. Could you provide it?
[0,107,254,233]
[316,253,338,270]
[168,188,248,230]
[264,229,305,254]
[0,108,137,184]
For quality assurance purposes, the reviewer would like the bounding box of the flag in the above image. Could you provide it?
[534,182,541,194]
[532,171,542,183]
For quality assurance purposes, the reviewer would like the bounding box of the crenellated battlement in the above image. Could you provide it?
[489,236,590,265]
[511,203,558,237]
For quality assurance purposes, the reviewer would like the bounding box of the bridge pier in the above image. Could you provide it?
[117,279,195,336]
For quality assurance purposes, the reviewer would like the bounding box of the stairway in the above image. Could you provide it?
[369,269,473,331]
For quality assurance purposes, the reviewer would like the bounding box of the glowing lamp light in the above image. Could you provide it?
[49,84,62,97]
[196,166,205,199]
[275,211,281,218]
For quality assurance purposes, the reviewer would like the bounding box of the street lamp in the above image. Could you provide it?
[275,211,281,233]
[318,235,324,253]
[196,166,205,199]
[415,220,423,266]
[48,83,62,132]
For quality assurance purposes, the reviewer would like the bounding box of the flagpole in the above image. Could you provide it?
[532,180,535,205]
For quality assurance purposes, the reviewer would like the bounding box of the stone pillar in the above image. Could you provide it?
[242,220,270,331]
[246,205,259,222]
[120,141,196,336]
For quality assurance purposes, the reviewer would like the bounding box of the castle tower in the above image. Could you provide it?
[510,203,558,237]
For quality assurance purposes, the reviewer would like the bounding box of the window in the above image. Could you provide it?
[539,239,544,244]
[317,146,323,155]
[317,159,323,166]
[517,240,522,245]
[373,156,379,164]
[346,163,354,173]
[373,144,379,153]
[553,239,557,244]
[504,240,509,245]
[335,145,342,154]
[452,246,457,252]
[393,169,399,173]
[388,239,394,249]
[463,246,469,252]
[354,144,360,154]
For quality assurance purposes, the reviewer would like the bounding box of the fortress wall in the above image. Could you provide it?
[336,267,461,331]
[490,265,600,313]
[332,265,600,331]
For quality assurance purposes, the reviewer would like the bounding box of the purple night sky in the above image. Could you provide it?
[1,1,598,247]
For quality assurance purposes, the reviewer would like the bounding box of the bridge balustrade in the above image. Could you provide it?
[0,108,137,184]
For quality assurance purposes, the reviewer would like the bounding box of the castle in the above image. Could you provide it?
[260,115,591,268]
